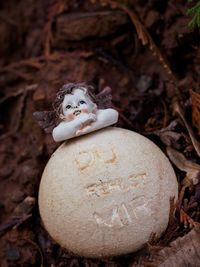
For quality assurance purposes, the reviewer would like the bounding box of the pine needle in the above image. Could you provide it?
[187,1,200,29]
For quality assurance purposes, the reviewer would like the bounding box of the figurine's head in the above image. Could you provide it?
[53,83,97,121]
[61,88,97,121]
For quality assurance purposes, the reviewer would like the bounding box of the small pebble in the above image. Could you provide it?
[5,247,20,261]
[11,191,25,203]
[0,167,13,180]
[13,196,36,217]
[145,10,160,28]
[20,165,38,185]
[136,75,152,93]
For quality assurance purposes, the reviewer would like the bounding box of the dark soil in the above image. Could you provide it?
[0,0,200,266]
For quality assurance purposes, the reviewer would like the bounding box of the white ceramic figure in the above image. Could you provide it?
[35,83,179,259]
[33,83,119,142]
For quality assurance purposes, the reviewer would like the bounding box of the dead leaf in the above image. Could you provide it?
[158,130,182,148]
[166,147,200,185]
[190,89,200,135]
[158,228,200,266]
[0,84,37,140]
[173,101,200,157]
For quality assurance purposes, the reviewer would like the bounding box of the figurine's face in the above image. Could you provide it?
[62,88,97,121]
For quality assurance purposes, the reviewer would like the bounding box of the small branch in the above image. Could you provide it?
[112,104,135,128]
[23,238,44,267]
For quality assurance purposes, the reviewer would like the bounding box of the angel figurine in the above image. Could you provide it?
[33,83,119,142]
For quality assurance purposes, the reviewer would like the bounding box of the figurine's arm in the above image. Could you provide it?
[76,108,118,136]
[52,120,81,142]
[52,113,96,142]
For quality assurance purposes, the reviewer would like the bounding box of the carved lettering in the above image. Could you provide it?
[85,173,147,198]
[129,173,147,187]
[94,206,123,227]
[98,147,116,163]
[130,196,149,219]
[75,146,117,171]
[75,151,94,170]
[120,203,133,225]
[93,198,150,227]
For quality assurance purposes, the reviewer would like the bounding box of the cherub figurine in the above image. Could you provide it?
[33,83,119,142]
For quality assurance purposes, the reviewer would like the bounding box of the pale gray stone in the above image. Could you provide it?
[39,127,178,258]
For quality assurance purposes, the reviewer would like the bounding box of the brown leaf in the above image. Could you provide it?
[166,147,200,185]
[155,129,182,148]
[0,84,37,140]
[173,101,200,157]
[158,228,200,266]
[190,89,200,135]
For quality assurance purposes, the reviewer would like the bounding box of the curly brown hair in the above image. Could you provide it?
[53,83,97,118]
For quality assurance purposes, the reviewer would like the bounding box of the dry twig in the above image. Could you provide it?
[0,53,65,80]
[180,209,200,229]
[168,195,177,226]
[44,0,68,56]
[23,238,44,267]
[112,104,135,128]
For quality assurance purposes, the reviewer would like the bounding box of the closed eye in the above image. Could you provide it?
[66,105,71,109]
[79,100,86,105]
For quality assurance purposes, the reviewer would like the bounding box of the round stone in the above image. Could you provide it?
[39,127,178,258]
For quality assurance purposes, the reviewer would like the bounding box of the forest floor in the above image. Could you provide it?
[0,0,200,266]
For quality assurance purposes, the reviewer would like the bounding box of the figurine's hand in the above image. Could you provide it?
[78,113,96,126]
[88,113,97,122]
[76,125,92,136]
[75,113,97,136]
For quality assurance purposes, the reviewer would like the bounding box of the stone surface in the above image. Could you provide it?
[39,127,178,258]
[55,11,130,42]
